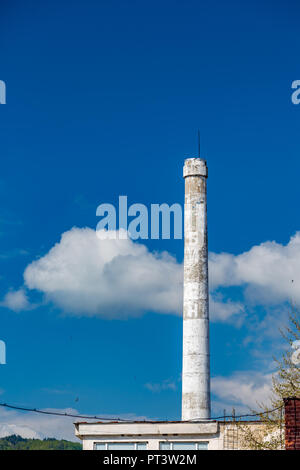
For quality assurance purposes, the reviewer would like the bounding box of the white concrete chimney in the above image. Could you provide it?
[182,157,211,421]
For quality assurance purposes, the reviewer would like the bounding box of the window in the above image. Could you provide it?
[136,443,147,450]
[173,442,198,450]
[94,442,147,450]
[160,442,171,450]
[159,441,208,450]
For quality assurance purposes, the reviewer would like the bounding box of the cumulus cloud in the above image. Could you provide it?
[209,295,244,323]
[0,407,81,441]
[1,289,31,312]
[211,371,273,411]
[209,233,300,305]
[5,228,299,323]
[0,407,150,441]
[24,227,182,318]
[22,227,246,321]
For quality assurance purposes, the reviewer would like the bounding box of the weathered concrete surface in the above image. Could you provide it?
[75,421,218,437]
[182,158,210,421]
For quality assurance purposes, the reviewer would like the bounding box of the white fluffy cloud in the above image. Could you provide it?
[209,295,244,323]
[0,406,150,441]
[24,228,182,318]
[1,289,31,312]
[211,371,273,412]
[209,233,300,305]
[4,228,300,322]
[0,407,81,441]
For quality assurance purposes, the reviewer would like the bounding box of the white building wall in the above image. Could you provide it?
[76,421,221,450]
[81,435,222,451]
[75,421,265,450]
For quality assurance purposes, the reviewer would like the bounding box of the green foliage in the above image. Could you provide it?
[0,434,82,450]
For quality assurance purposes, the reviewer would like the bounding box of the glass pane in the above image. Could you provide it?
[107,442,135,450]
[197,442,208,450]
[136,443,147,450]
[172,442,197,450]
[95,443,106,450]
[160,442,171,450]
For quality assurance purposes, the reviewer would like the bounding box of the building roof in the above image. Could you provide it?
[74,419,262,425]
[74,420,216,425]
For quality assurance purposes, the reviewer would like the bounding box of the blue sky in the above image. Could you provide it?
[0,0,300,440]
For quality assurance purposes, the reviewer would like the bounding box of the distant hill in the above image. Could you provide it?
[0,434,82,450]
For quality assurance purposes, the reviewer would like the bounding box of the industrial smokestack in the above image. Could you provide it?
[182,157,211,421]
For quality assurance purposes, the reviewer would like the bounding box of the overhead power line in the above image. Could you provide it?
[191,404,284,421]
[0,403,131,422]
[0,402,284,422]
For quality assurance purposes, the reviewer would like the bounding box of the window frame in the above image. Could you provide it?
[94,441,148,450]
[159,441,209,450]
